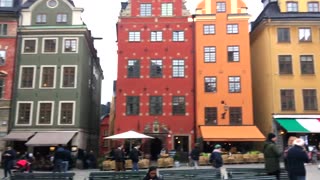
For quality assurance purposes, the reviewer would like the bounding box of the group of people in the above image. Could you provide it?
[263,132,317,180]
[112,144,142,171]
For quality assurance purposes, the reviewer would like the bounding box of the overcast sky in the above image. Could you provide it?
[73,0,264,104]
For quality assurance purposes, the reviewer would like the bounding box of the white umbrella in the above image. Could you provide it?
[104,130,154,139]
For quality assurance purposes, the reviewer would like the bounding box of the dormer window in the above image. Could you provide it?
[308,2,319,12]
[0,0,13,7]
[57,14,67,23]
[217,2,226,12]
[286,2,298,12]
[36,14,47,24]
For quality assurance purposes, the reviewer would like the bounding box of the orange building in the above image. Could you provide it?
[193,0,264,151]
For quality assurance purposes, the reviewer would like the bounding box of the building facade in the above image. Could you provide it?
[115,0,194,159]
[194,0,264,151]
[0,0,20,152]
[251,0,320,148]
[5,0,103,155]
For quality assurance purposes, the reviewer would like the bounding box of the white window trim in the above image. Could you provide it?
[58,101,76,126]
[22,38,38,54]
[60,65,77,88]
[18,65,36,89]
[36,101,54,126]
[39,65,57,89]
[42,38,58,54]
[62,37,79,53]
[15,101,33,126]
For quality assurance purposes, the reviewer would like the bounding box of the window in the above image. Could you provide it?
[129,32,141,42]
[40,66,56,88]
[16,102,33,125]
[61,66,76,88]
[23,39,37,53]
[229,107,242,125]
[0,78,4,99]
[126,96,139,115]
[308,2,319,12]
[281,90,295,110]
[227,24,238,34]
[229,76,241,93]
[56,13,67,23]
[299,28,312,42]
[279,55,293,74]
[277,28,290,42]
[37,102,53,125]
[172,96,185,115]
[161,3,173,16]
[205,107,217,125]
[203,25,215,35]
[63,38,77,52]
[286,2,298,12]
[0,50,5,65]
[36,14,47,24]
[128,60,140,78]
[151,31,162,42]
[0,24,7,36]
[43,38,57,53]
[172,60,185,78]
[59,101,75,125]
[303,89,318,110]
[172,31,184,42]
[204,46,216,62]
[0,0,13,7]
[150,96,162,115]
[204,77,217,92]
[216,2,226,12]
[140,3,152,16]
[19,66,36,88]
[150,60,162,78]
[227,46,240,62]
[300,55,314,74]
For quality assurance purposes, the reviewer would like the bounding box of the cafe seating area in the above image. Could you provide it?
[199,152,264,165]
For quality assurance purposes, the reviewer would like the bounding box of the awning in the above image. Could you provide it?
[25,131,77,146]
[2,132,35,141]
[200,126,265,141]
[275,118,320,133]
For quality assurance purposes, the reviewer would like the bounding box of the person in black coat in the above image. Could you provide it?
[2,146,16,178]
[286,138,309,180]
[143,166,163,180]
[190,144,200,169]
[210,144,223,177]
[129,144,141,171]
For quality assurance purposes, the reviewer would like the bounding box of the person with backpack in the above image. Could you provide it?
[129,144,141,171]
[210,144,223,178]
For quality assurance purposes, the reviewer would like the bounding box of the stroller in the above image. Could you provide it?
[13,159,30,173]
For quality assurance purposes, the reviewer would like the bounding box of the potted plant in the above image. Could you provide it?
[173,153,180,167]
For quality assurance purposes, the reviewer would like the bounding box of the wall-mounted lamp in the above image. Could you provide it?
[49,146,55,151]
[71,146,78,152]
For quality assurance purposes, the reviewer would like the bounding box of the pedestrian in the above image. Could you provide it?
[190,143,200,169]
[53,144,65,172]
[284,136,297,171]
[263,132,282,180]
[114,144,125,171]
[286,138,309,180]
[143,166,163,180]
[62,147,71,172]
[210,144,223,178]
[2,146,16,178]
[130,144,141,171]
[87,150,97,168]
[26,153,35,173]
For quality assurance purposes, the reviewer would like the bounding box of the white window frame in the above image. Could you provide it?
[22,38,38,54]
[15,101,33,126]
[286,2,298,12]
[0,50,6,65]
[0,0,14,7]
[173,31,185,42]
[161,3,173,16]
[151,31,163,42]
[227,24,239,34]
[203,24,215,35]
[58,101,76,126]
[42,38,58,54]
[36,101,54,126]
[39,65,57,89]
[56,13,67,23]
[18,65,36,89]
[60,65,77,88]
[62,37,78,53]
[129,32,141,42]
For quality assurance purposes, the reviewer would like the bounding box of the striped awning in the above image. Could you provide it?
[275,118,320,133]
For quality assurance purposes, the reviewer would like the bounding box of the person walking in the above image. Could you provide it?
[284,136,297,171]
[190,144,200,169]
[114,144,125,171]
[2,146,16,178]
[210,144,223,178]
[286,138,309,180]
[53,144,65,172]
[263,132,282,180]
[130,144,141,171]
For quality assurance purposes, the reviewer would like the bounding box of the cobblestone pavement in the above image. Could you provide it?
[1,163,319,179]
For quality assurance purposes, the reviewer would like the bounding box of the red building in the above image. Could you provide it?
[100,115,110,156]
[0,1,19,151]
[115,0,194,160]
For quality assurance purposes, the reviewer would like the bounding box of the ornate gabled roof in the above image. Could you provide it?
[22,0,75,9]
[251,2,320,31]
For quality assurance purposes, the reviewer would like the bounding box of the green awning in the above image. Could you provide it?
[275,118,320,133]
